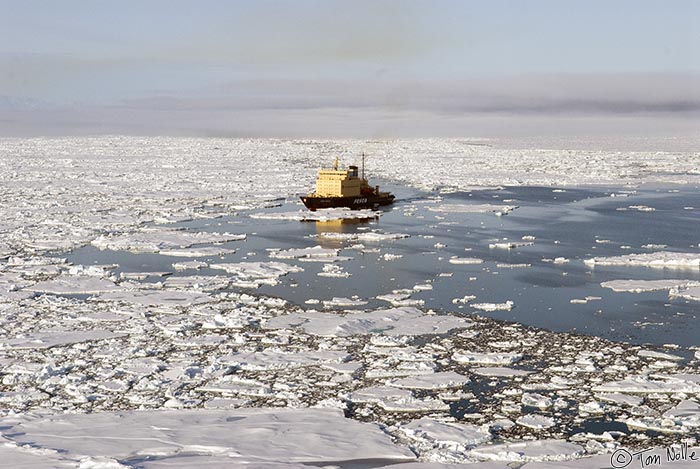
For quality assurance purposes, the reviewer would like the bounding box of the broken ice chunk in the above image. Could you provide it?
[389,372,470,390]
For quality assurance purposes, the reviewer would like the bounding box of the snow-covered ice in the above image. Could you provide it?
[1,137,699,466]
[428,203,518,216]
[471,300,515,311]
[452,351,523,365]
[602,279,700,292]
[209,261,303,287]
[389,372,470,390]
[0,408,415,466]
[448,257,484,265]
[585,252,700,268]
[265,306,472,337]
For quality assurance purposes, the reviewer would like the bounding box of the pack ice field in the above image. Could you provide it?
[0,137,699,468]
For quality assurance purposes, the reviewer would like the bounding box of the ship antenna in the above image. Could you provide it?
[361,152,365,180]
[334,156,339,170]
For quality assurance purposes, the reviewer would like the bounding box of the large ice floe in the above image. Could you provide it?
[585,251,700,268]
[601,279,700,293]
[92,229,245,254]
[427,203,518,216]
[1,137,700,467]
[264,306,471,336]
[0,408,415,467]
[209,261,303,287]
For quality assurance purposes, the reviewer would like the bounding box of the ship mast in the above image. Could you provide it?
[361,152,365,181]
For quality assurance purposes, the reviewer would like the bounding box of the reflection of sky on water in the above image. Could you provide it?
[66,183,700,347]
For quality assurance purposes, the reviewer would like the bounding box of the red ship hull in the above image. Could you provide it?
[300,193,395,211]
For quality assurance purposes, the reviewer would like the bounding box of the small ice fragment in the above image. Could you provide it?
[471,300,514,311]
[449,257,484,265]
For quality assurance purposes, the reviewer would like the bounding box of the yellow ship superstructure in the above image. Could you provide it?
[300,154,395,211]
[313,158,364,197]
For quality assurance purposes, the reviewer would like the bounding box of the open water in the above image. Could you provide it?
[66,182,700,348]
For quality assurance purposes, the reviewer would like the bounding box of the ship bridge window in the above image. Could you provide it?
[349,165,358,177]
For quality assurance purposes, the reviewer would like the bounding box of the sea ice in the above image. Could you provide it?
[521,393,553,409]
[270,245,341,261]
[96,290,214,307]
[453,351,522,365]
[448,257,484,265]
[516,414,556,429]
[218,350,350,370]
[348,386,449,412]
[318,263,351,277]
[323,296,368,307]
[593,374,700,393]
[0,329,126,350]
[0,408,415,466]
[489,241,534,249]
[638,349,684,361]
[317,231,410,242]
[472,367,532,377]
[469,440,584,463]
[159,247,236,257]
[24,276,121,295]
[427,204,518,216]
[398,417,492,448]
[265,307,472,337]
[92,229,244,253]
[601,279,700,292]
[209,261,303,287]
[389,372,470,390]
[585,251,700,268]
[471,301,514,311]
[670,285,700,301]
[595,393,643,406]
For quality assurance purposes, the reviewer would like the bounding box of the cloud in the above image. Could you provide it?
[1,72,698,139]
[115,73,700,115]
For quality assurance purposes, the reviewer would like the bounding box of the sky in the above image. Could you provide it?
[1,0,698,138]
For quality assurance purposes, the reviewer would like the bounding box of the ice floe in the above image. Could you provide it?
[602,279,700,292]
[92,229,244,253]
[159,246,236,257]
[24,276,122,295]
[389,372,470,390]
[469,440,584,463]
[398,417,492,448]
[471,300,515,311]
[316,231,410,242]
[349,386,449,412]
[428,204,518,216]
[318,263,351,278]
[489,241,534,249]
[96,290,214,307]
[448,257,484,265]
[209,261,303,287]
[585,251,700,268]
[265,306,472,337]
[0,408,415,466]
[516,414,556,429]
[472,367,532,377]
[452,351,523,365]
[219,350,350,370]
[269,245,341,261]
[1,329,126,350]
[670,285,700,301]
[593,374,700,394]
